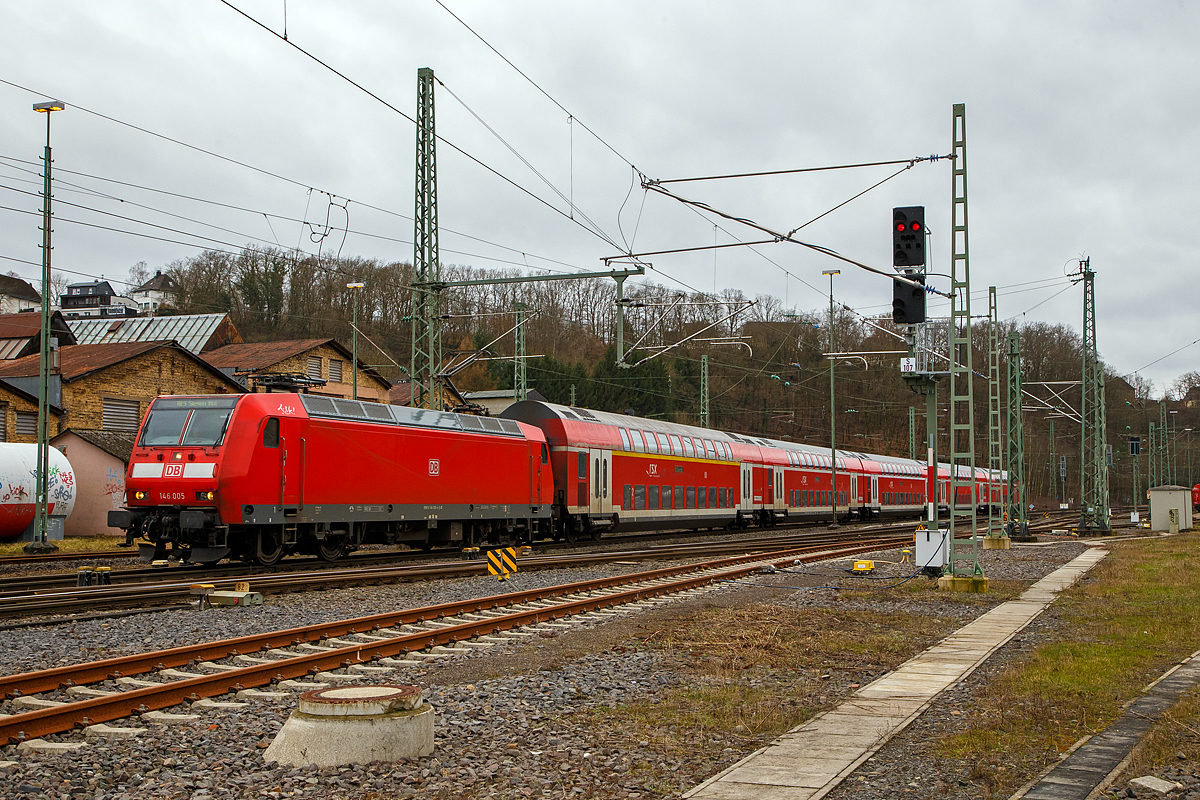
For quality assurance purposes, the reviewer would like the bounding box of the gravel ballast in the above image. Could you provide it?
[2,538,1187,800]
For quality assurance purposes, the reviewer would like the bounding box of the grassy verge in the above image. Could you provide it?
[0,535,127,557]
[937,532,1200,791]
[583,575,1022,757]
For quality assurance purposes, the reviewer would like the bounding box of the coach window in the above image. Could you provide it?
[631,431,646,453]
[644,431,659,454]
[663,484,673,508]
[578,451,587,479]
[698,487,706,508]
[634,485,645,510]
[602,457,608,498]
[704,440,717,459]
[674,485,685,508]
[619,428,631,451]
[668,434,682,455]
[686,486,696,509]
[681,438,695,458]
[594,458,600,498]
[656,433,670,453]
[624,485,632,509]
[648,485,660,510]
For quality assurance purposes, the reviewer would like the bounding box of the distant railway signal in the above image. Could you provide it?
[893,206,926,267]
[892,274,926,324]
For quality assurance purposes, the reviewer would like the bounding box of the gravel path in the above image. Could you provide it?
[4,538,1182,800]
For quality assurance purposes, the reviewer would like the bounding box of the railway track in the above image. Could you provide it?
[0,510,1124,621]
[0,536,904,746]
[0,528,912,619]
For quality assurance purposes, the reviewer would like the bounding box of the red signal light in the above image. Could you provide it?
[911,221,921,231]
[896,222,907,232]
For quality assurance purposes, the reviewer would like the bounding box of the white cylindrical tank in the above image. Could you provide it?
[0,443,76,540]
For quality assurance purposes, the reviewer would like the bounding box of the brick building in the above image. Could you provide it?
[0,379,64,442]
[203,339,390,403]
[0,341,244,439]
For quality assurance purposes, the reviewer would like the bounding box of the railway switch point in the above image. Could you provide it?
[207,590,263,607]
[263,684,433,767]
[94,567,111,585]
[76,567,93,587]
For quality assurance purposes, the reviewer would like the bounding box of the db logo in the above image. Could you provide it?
[164,464,184,478]
[428,459,440,476]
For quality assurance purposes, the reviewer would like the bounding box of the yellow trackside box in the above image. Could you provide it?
[852,560,874,573]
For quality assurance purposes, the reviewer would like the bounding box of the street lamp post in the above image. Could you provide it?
[822,269,840,528]
[26,100,65,555]
[346,282,365,400]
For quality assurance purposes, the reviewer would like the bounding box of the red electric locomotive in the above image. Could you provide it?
[108,393,553,564]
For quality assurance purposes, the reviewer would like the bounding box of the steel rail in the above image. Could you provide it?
[0,538,905,744]
[0,530,904,618]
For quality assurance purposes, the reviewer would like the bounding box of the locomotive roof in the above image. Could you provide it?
[297,394,530,439]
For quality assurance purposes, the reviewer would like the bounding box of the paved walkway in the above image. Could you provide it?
[684,547,1111,800]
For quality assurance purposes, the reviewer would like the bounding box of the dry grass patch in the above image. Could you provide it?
[587,599,950,755]
[0,535,126,557]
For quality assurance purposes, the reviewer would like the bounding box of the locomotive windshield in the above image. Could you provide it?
[139,397,239,448]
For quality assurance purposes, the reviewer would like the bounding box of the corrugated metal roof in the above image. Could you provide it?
[0,338,27,360]
[202,339,334,370]
[69,314,228,354]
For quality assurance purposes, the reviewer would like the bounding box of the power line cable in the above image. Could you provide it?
[216,0,626,252]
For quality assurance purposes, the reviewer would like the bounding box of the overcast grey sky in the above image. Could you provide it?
[2,1,1197,396]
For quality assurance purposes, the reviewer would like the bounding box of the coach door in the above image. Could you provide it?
[870,476,879,508]
[739,463,753,512]
[773,467,784,510]
[588,448,612,516]
[279,417,303,511]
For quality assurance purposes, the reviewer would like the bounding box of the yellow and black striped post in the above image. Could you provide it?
[486,547,519,581]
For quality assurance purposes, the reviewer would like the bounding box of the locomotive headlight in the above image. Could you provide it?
[134,491,147,501]
[195,490,215,501]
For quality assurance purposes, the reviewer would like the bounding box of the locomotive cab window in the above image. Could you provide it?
[139,397,238,448]
[263,417,280,448]
[541,443,548,464]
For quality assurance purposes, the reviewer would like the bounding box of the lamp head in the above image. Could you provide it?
[346,282,365,289]
[33,100,66,113]
[821,270,840,277]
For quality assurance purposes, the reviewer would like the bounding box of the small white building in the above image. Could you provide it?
[1148,485,1193,532]
[131,270,179,314]
[0,275,40,315]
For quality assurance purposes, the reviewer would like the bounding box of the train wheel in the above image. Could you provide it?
[256,530,284,567]
[317,540,344,562]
